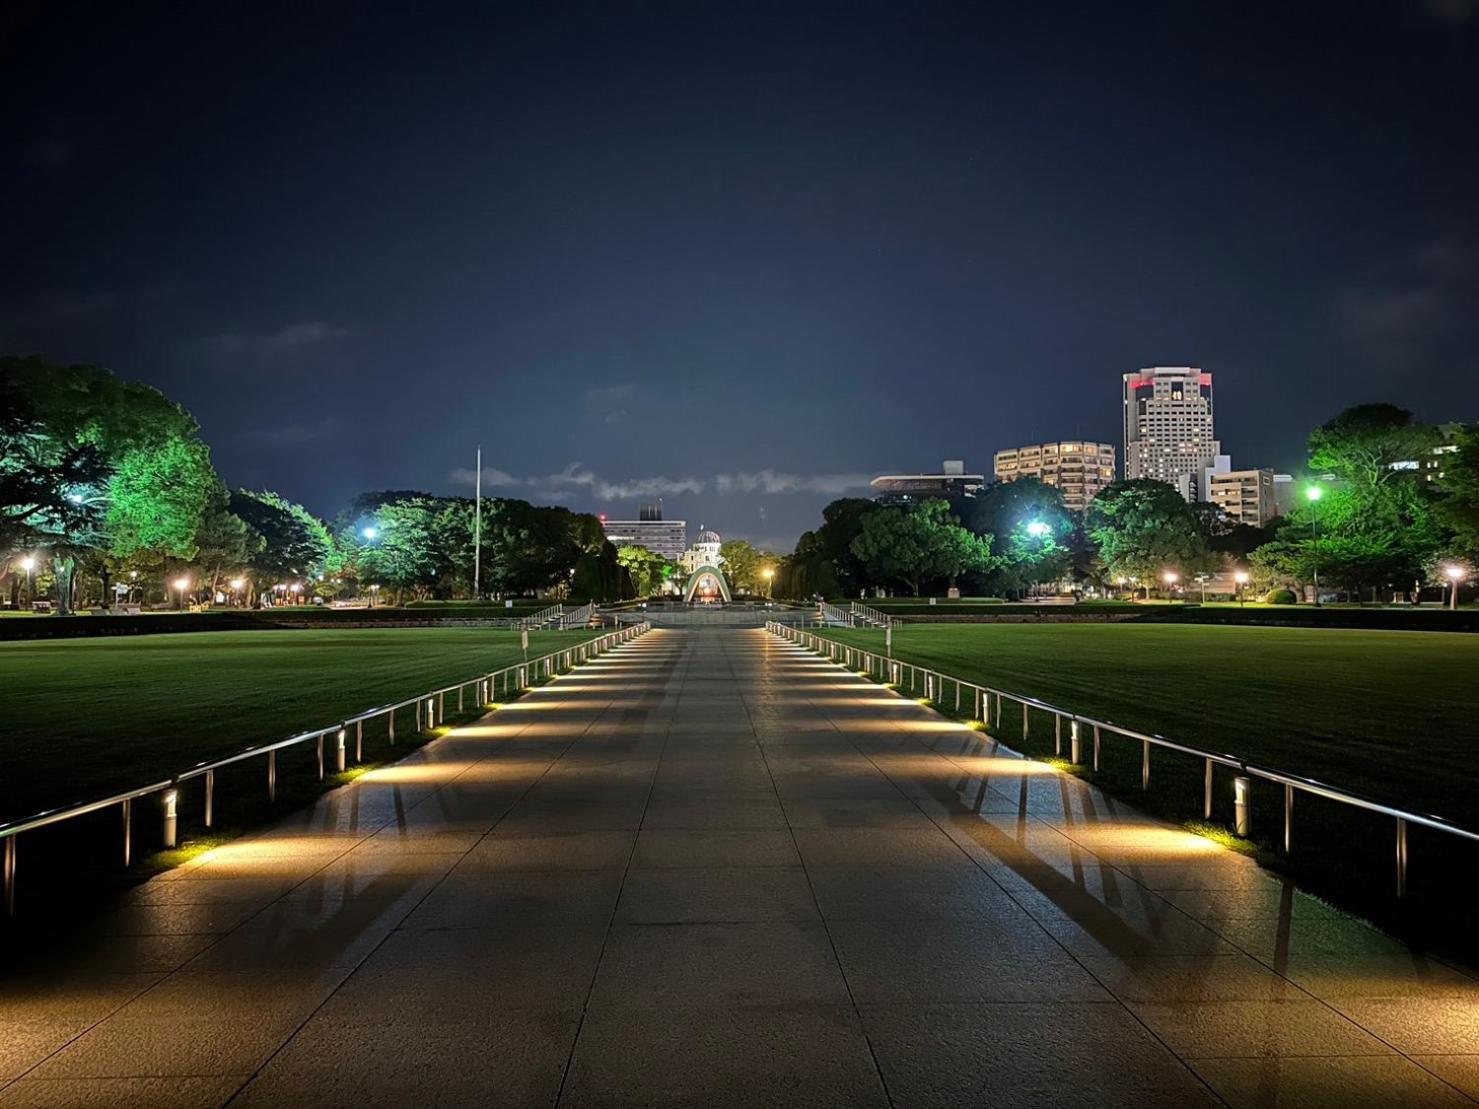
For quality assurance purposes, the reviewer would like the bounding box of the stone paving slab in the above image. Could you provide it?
[0,627,1476,1106]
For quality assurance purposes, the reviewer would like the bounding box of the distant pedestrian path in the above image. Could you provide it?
[1,629,1473,1106]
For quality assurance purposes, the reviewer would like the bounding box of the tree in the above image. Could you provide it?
[1308,404,1440,493]
[850,499,994,595]
[1,357,219,613]
[1085,480,1213,587]
[1252,406,1447,601]
[1436,426,1479,562]
[230,490,334,587]
[718,539,763,593]
[616,545,671,598]
[960,478,1075,597]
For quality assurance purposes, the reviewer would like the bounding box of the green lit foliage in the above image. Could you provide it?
[959,477,1074,597]
[1085,480,1213,584]
[718,539,762,593]
[1,357,220,613]
[616,544,672,597]
[1254,406,1446,599]
[1436,426,1479,563]
[850,498,995,596]
[230,490,334,584]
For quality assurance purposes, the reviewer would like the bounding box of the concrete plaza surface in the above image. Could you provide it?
[1,628,1477,1107]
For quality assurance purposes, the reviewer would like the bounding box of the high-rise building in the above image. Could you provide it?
[1206,469,1278,527]
[1122,367,1221,501]
[600,501,687,560]
[993,441,1117,512]
[870,460,986,504]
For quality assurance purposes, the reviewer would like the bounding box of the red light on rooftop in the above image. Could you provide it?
[1200,373,1213,385]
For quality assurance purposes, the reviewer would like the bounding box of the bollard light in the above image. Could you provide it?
[1070,720,1082,764]
[336,727,347,773]
[1234,775,1251,838]
[162,789,178,849]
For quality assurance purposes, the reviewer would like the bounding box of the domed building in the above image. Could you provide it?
[679,529,724,575]
[678,528,731,603]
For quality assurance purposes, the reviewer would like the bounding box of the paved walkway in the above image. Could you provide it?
[2,629,1477,1107]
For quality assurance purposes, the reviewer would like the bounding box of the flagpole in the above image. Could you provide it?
[473,446,482,600]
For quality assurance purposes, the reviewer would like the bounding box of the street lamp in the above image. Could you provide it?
[290,582,303,604]
[762,567,775,598]
[1234,570,1249,607]
[174,575,191,610]
[229,578,246,607]
[19,555,36,606]
[1162,570,1179,600]
[1306,484,1323,606]
[1025,520,1051,539]
[368,583,381,608]
[1446,565,1466,611]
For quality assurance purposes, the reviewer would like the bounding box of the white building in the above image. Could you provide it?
[1207,468,1278,527]
[871,460,986,504]
[995,441,1116,512]
[1123,367,1221,501]
[601,502,686,561]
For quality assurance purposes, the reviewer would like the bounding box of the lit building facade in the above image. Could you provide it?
[679,530,725,575]
[871,460,985,504]
[600,501,686,561]
[993,441,1116,512]
[1206,469,1277,527]
[1122,367,1221,501]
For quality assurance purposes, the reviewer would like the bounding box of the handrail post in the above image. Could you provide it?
[355,720,363,763]
[1093,725,1101,772]
[122,798,132,867]
[205,769,215,829]
[1396,818,1408,898]
[1021,701,1029,743]
[1203,758,1213,819]
[1142,739,1150,790]
[1055,714,1062,757]
[1071,719,1082,764]
[336,725,347,773]
[389,706,396,744]
[316,734,325,781]
[268,749,277,801]
[5,837,16,917]
[1284,784,1294,852]
[1234,775,1251,837]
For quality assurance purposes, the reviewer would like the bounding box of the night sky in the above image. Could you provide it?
[3,2,1476,550]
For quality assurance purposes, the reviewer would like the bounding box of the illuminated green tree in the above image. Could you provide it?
[851,498,994,596]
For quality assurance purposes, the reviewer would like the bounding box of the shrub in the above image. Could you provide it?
[1264,588,1298,605]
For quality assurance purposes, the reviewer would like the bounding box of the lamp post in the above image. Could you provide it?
[368,583,381,608]
[1234,570,1249,608]
[290,582,303,605]
[762,567,775,599]
[20,556,35,607]
[1162,570,1178,600]
[174,576,191,611]
[1305,484,1323,605]
[229,578,246,608]
[1446,565,1466,612]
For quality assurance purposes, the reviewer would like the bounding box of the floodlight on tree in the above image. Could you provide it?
[362,526,379,540]
[1025,521,1051,538]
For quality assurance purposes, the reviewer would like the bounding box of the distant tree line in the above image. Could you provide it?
[0,357,634,612]
[774,403,1479,603]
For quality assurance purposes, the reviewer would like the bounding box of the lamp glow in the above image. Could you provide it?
[1025,521,1050,538]
[1234,571,1249,584]
[1162,571,1179,584]
[174,576,190,591]
[1445,565,1466,581]
[361,526,378,540]
[20,556,35,572]
[1305,485,1323,502]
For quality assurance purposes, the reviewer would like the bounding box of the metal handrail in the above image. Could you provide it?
[1,622,653,915]
[765,621,1477,897]
[850,602,893,628]
[557,602,595,630]
[520,603,565,630]
[818,602,854,627]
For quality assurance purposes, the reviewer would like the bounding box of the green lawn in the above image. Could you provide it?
[1,627,599,823]
[816,623,1479,828]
